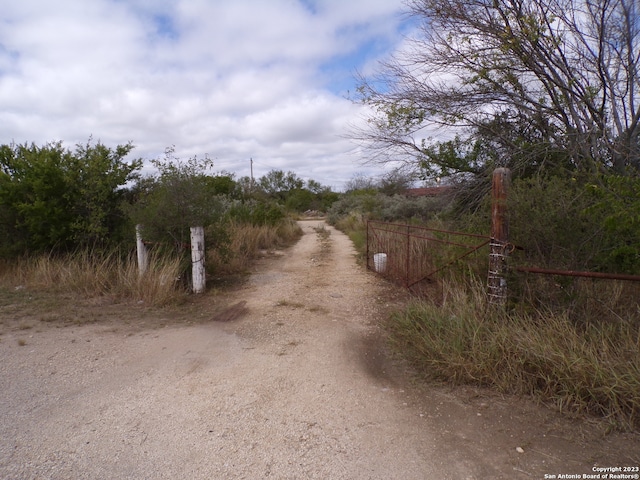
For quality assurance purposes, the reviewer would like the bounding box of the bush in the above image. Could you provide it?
[327,192,446,225]
[0,140,142,256]
[505,174,640,274]
[206,217,302,275]
[228,200,285,226]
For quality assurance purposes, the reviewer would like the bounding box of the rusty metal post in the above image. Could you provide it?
[488,168,511,306]
[406,224,411,287]
[366,220,370,270]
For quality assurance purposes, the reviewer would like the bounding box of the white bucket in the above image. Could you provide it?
[373,253,387,273]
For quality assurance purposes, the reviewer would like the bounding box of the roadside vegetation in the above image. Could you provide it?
[329,0,640,431]
[0,142,329,305]
[326,171,640,431]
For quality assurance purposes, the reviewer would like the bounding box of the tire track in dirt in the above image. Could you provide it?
[1,220,638,479]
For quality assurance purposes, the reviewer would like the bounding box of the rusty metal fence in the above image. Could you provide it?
[366,218,640,301]
[366,220,491,294]
[366,169,640,302]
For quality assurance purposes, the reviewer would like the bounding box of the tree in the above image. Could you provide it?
[0,140,141,255]
[259,170,305,200]
[67,140,142,245]
[129,149,227,249]
[378,169,416,195]
[355,0,640,179]
[344,173,377,193]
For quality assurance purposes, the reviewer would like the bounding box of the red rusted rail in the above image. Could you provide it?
[516,266,640,282]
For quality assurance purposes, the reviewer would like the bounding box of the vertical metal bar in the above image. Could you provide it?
[406,224,411,287]
[366,220,370,270]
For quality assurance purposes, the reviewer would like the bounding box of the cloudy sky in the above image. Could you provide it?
[0,0,414,190]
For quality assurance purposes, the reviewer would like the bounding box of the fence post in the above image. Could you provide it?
[406,224,411,287]
[488,168,511,306]
[366,220,370,270]
[190,226,206,294]
[136,224,148,276]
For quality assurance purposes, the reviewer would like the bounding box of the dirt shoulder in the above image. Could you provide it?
[0,220,638,479]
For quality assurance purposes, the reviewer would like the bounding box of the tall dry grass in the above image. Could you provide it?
[388,278,640,431]
[207,218,302,274]
[0,250,186,306]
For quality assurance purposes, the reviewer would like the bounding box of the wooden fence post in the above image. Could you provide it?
[190,226,206,294]
[136,224,148,276]
[488,168,511,306]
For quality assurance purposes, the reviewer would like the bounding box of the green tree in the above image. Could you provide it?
[259,170,305,200]
[0,140,141,255]
[129,149,228,250]
[67,140,142,245]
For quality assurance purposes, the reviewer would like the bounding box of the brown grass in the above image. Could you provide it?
[388,278,640,431]
[207,218,302,274]
[0,250,186,306]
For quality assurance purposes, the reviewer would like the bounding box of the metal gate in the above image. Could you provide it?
[366,220,491,293]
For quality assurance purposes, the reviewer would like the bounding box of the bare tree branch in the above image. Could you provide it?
[352,0,640,178]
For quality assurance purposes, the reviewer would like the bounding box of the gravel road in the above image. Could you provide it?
[1,220,638,479]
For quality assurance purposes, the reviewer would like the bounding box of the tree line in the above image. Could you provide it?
[0,141,338,257]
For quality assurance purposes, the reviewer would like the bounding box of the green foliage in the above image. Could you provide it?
[584,175,640,274]
[327,192,446,225]
[259,169,304,199]
[203,172,239,197]
[0,140,142,256]
[128,149,229,249]
[285,188,315,212]
[254,169,338,213]
[418,136,487,179]
[228,200,285,227]
[507,174,640,275]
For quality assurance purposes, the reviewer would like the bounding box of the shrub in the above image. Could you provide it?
[327,192,446,226]
[0,140,141,256]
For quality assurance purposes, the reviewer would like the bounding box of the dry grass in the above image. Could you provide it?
[388,278,640,431]
[0,250,186,306]
[207,218,302,274]
[0,217,303,306]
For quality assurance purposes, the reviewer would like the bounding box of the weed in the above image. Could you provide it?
[0,250,186,306]
[388,278,640,431]
[314,224,330,239]
[206,219,302,275]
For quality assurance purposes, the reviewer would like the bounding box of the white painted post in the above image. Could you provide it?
[190,226,206,294]
[136,224,148,276]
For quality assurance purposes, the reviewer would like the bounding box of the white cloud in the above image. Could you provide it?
[0,0,409,190]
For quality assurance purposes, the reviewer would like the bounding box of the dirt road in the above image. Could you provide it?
[1,220,638,479]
